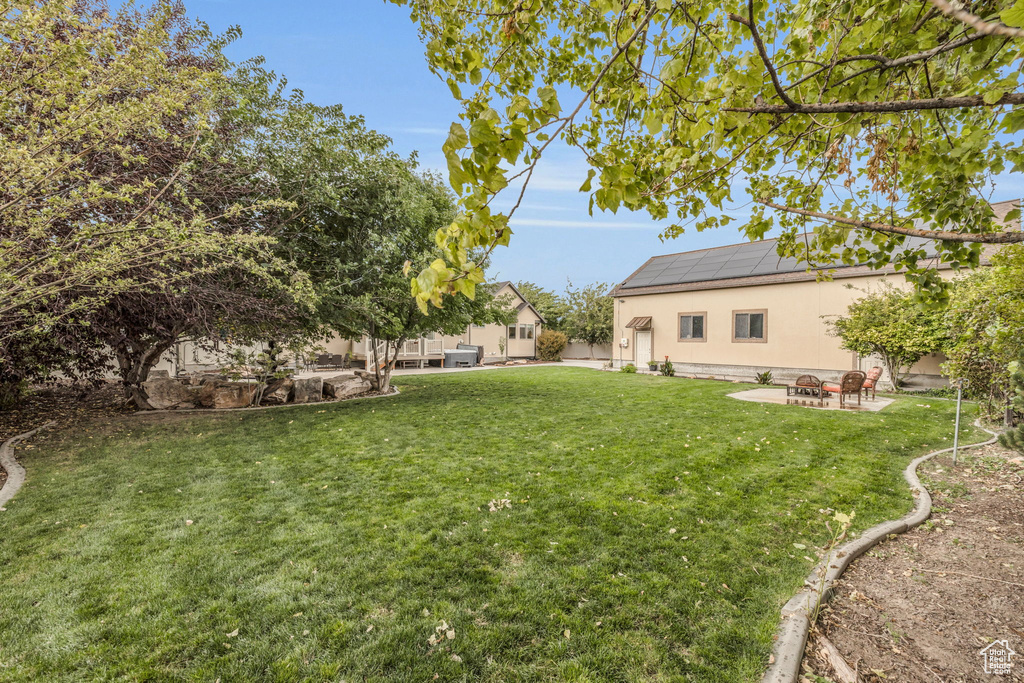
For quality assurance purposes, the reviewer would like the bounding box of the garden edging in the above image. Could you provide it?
[761,419,1001,683]
[0,421,55,510]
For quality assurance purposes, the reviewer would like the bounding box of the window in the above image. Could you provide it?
[507,324,517,340]
[733,310,767,342]
[520,323,534,340]
[678,312,706,341]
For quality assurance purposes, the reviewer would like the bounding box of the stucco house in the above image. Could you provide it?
[318,281,545,367]
[609,203,1018,383]
[164,280,545,374]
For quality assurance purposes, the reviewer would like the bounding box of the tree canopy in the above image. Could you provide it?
[392,0,1024,306]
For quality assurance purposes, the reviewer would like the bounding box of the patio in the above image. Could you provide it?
[728,387,895,412]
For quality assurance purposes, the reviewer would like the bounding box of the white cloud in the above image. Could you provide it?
[511,217,667,231]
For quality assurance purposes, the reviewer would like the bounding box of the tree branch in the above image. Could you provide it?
[726,92,1024,113]
[729,3,800,110]
[928,0,1024,38]
[758,200,1024,243]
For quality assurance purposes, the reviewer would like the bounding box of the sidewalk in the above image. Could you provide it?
[293,359,606,379]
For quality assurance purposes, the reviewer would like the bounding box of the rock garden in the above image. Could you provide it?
[139,369,385,410]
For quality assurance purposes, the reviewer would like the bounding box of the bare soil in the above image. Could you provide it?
[805,442,1024,682]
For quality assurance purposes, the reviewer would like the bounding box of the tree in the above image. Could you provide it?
[391,0,1024,306]
[943,244,1024,415]
[563,282,614,358]
[827,284,946,389]
[0,0,297,398]
[328,171,516,392]
[515,281,568,331]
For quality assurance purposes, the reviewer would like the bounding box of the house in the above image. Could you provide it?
[609,203,1019,383]
[318,281,545,367]
[164,281,545,374]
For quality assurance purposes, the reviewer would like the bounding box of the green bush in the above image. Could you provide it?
[660,358,675,377]
[536,330,568,361]
[755,370,774,385]
[620,364,637,373]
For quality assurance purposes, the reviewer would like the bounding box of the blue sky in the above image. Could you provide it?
[191,0,1021,292]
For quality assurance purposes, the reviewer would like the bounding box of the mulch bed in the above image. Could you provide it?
[805,442,1024,682]
[0,383,131,444]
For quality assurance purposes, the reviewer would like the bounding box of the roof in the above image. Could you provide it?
[490,280,546,323]
[610,236,1007,298]
[624,316,652,329]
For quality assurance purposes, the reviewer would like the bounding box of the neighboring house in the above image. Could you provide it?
[162,281,545,374]
[610,201,1018,383]
[319,281,545,367]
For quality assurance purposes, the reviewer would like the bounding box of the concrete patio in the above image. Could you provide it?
[728,387,894,412]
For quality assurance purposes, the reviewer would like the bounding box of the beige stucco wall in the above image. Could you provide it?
[613,273,946,377]
[443,283,542,360]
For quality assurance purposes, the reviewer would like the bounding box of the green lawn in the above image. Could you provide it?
[0,368,978,682]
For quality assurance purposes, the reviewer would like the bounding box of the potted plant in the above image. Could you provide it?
[648,360,659,372]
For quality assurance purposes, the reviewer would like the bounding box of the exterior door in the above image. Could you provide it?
[635,330,652,367]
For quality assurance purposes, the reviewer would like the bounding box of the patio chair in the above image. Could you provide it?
[316,353,333,369]
[786,374,821,397]
[861,366,883,400]
[820,371,867,408]
[330,354,344,368]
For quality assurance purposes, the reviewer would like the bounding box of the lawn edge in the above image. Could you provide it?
[131,386,401,417]
[0,421,55,510]
[761,419,1001,683]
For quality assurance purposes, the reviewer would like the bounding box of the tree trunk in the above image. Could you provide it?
[117,339,175,410]
[883,355,902,391]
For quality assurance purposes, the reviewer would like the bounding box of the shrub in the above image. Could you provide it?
[536,330,568,361]
[755,370,774,385]
[999,361,1024,451]
[620,364,637,373]
[660,358,675,377]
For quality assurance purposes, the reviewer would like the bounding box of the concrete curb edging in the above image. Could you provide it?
[0,421,56,510]
[761,419,1001,683]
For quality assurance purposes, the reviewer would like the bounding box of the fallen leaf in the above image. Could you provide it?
[226,629,239,638]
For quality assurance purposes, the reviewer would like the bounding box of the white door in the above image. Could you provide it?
[635,330,652,367]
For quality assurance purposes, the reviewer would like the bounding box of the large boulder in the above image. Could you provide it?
[292,377,323,404]
[149,369,171,380]
[353,369,381,391]
[140,378,196,410]
[197,381,256,409]
[323,374,372,400]
[262,378,294,405]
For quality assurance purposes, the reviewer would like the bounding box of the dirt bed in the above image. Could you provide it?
[806,442,1024,682]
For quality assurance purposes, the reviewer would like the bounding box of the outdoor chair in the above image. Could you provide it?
[819,371,867,408]
[316,353,333,369]
[861,366,883,400]
[786,374,821,397]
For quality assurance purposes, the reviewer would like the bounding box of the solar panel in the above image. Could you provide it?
[618,236,937,289]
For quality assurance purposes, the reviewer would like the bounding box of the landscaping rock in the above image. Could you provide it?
[140,377,196,410]
[323,374,371,399]
[149,369,171,380]
[292,377,323,404]
[213,382,257,409]
[197,381,256,409]
[262,378,294,405]
[353,369,381,391]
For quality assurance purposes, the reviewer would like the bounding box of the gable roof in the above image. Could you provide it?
[491,281,546,323]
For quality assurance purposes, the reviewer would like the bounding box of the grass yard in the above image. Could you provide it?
[0,368,979,682]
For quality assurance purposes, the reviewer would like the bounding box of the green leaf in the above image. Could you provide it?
[1001,0,1024,27]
